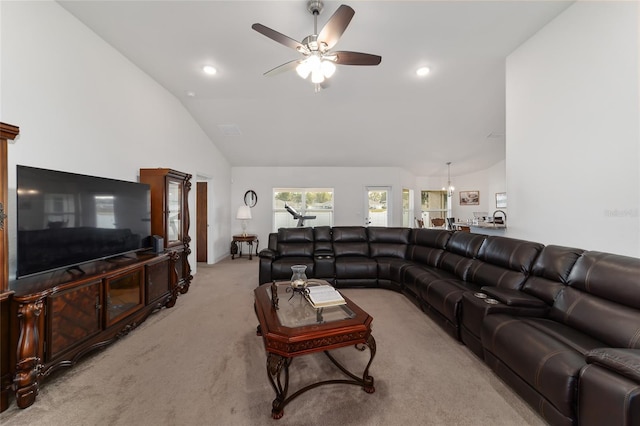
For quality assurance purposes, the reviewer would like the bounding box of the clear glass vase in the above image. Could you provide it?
[290,265,308,289]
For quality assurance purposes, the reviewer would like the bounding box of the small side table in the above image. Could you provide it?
[231,234,259,260]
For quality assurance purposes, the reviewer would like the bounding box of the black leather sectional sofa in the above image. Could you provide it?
[258,226,640,426]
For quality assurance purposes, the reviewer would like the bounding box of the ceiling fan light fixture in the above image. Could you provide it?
[311,69,325,84]
[296,61,311,79]
[252,2,380,91]
[321,60,336,78]
[297,54,332,82]
[307,54,321,69]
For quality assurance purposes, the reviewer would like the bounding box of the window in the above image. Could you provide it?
[366,187,390,227]
[402,188,413,227]
[273,188,334,230]
[44,193,76,228]
[94,195,115,229]
[421,190,447,226]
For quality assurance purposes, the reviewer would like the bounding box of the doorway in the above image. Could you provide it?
[196,181,208,262]
[364,186,390,227]
[420,190,448,228]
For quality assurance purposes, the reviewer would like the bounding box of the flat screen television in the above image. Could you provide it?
[16,165,152,278]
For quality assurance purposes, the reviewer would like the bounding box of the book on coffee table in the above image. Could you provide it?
[305,285,346,308]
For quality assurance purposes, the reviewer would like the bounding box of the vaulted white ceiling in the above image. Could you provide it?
[58,0,573,177]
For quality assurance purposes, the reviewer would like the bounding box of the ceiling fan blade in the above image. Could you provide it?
[252,23,308,53]
[317,5,355,50]
[263,59,300,76]
[333,51,382,66]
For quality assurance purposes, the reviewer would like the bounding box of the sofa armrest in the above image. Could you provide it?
[480,287,547,308]
[258,249,277,260]
[586,348,640,383]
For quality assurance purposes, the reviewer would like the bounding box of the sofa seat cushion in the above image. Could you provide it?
[482,314,604,417]
[271,258,315,281]
[402,264,456,297]
[375,257,410,283]
[335,257,377,279]
[419,277,480,326]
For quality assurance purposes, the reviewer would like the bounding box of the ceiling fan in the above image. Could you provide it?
[252,0,381,91]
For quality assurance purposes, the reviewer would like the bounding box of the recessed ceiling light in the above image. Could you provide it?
[203,65,217,75]
[416,67,430,77]
[186,91,196,97]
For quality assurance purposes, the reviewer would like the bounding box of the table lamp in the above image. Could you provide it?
[236,205,252,236]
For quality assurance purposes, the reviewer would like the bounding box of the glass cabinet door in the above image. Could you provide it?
[166,179,182,244]
[105,268,143,326]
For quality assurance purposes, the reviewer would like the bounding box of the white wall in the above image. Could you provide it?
[506,1,640,256]
[232,162,507,243]
[1,1,232,280]
[230,166,414,245]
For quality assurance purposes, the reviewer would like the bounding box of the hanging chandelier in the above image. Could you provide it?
[443,162,455,197]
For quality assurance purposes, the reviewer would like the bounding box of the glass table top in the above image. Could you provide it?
[267,282,356,328]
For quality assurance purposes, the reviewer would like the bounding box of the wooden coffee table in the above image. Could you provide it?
[254,282,376,419]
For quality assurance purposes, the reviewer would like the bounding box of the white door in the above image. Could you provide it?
[364,186,390,227]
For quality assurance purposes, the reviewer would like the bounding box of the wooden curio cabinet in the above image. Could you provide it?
[139,169,192,294]
[1,123,19,412]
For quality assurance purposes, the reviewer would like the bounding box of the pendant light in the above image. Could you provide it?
[443,162,455,197]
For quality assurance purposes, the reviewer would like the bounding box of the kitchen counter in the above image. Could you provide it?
[455,222,506,236]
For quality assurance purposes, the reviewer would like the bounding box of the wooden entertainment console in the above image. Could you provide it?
[10,252,178,409]
[1,162,193,410]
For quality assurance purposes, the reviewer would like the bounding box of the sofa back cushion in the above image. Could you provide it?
[550,251,640,348]
[313,226,333,253]
[368,227,410,258]
[522,245,584,304]
[445,232,486,257]
[332,226,369,257]
[277,227,314,257]
[567,251,640,309]
[467,236,544,290]
[406,229,451,267]
[438,232,486,280]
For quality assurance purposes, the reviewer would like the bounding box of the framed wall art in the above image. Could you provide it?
[495,192,507,208]
[459,191,479,206]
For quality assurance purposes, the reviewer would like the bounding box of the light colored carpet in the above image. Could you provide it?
[1,259,546,425]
